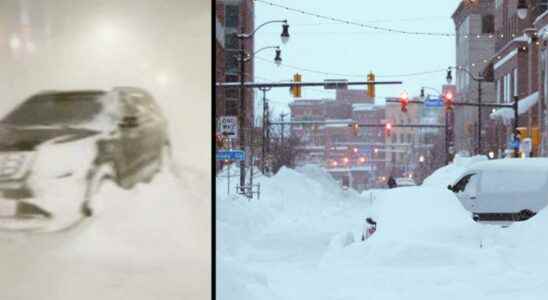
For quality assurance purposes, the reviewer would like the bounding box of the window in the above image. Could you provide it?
[225,99,238,116]
[225,50,239,74]
[482,15,494,34]
[225,88,239,99]
[225,4,239,28]
[496,79,501,103]
[452,173,476,193]
[224,33,240,50]
[514,68,518,97]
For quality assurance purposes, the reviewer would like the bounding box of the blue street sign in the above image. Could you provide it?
[216,150,246,161]
[424,97,443,108]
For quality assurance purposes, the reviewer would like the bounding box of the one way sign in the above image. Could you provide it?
[218,116,238,138]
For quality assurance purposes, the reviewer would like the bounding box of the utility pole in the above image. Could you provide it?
[260,87,271,174]
[445,109,450,165]
[238,22,247,194]
[477,73,483,155]
[280,113,287,146]
[513,95,520,158]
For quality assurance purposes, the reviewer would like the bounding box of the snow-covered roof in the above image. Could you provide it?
[467,158,548,173]
[489,92,539,123]
[324,123,349,128]
[352,103,376,112]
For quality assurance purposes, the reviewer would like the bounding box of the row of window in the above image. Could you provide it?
[496,68,518,103]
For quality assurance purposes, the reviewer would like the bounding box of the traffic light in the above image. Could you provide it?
[400,91,409,113]
[351,122,360,136]
[385,123,392,136]
[290,73,302,98]
[367,71,375,98]
[444,90,454,112]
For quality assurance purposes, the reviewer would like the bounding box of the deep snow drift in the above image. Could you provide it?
[217,160,548,300]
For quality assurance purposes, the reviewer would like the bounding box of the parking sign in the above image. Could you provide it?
[218,116,238,138]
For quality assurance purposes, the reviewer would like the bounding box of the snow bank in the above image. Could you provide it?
[217,165,367,300]
[219,160,548,300]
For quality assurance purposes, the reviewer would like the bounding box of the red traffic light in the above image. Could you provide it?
[444,91,454,112]
[400,91,409,113]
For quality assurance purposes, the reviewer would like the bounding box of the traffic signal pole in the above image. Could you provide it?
[238,34,246,194]
[478,77,483,154]
[217,79,403,188]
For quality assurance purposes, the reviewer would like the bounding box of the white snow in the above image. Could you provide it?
[218,158,548,300]
[0,1,210,299]
[489,91,539,123]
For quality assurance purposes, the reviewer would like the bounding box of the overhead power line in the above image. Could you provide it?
[254,0,532,40]
[255,56,447,79]
[254,0,455,37]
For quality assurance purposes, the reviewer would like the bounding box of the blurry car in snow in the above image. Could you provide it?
[395,177,416,187]
[0,87,170,229]
[447,158,548,223]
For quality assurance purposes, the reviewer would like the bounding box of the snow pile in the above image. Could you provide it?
[217,165,367,300]
[218,160,548,300]
[422,155,488,187]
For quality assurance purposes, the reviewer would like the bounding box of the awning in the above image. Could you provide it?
[489,92,540,124]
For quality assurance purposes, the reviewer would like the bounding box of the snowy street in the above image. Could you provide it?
[217,160,548,300]
[0,162,210,300]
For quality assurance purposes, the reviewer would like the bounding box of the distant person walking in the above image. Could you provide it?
[387,176,397,189]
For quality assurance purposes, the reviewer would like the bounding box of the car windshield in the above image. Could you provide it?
[1,92,105,127]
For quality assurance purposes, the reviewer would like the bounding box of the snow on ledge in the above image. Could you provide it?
[489,91,539,123]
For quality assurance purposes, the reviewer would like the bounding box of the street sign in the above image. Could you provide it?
[218,116,238,138]
[216,150,245,161]
[424,97,443,108]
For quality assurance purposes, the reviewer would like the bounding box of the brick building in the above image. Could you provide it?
[289,88,382,190]
[485,0,548,156]
[384,96,423,176]
[215,0,255,129]
[452,0,497,155]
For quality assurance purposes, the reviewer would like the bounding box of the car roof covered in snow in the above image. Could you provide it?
[465,158,548,173]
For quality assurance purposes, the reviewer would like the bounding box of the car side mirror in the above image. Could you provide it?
[119,116,139,128]
[447,185,453,192]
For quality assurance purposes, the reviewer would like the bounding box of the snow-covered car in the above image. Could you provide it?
[395,177,416,187]
[0,88,170,229]
[447,158,548,222]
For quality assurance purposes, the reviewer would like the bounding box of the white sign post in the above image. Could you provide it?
[218,116,238,138]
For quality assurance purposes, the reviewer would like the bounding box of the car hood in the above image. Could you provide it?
[0,126,100,151]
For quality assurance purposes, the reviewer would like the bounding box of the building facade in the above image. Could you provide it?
[215,0,255,129]
[485,0,548,156]
[289,88,383,190]
[452,0,497,155]
[384,97,424,176]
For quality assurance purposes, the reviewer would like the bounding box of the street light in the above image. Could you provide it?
[274,48,282,66]
[446,68,453,84]
[281,21,290,44]
[517,0,528,20]
[236,19,290,195]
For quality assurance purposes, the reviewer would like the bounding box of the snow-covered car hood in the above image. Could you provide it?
[0,125,99,151]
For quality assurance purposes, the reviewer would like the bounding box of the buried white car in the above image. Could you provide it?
[0,88,170,231]
[447,158,548,223]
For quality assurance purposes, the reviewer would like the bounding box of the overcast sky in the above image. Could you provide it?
[254,0,459,118]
